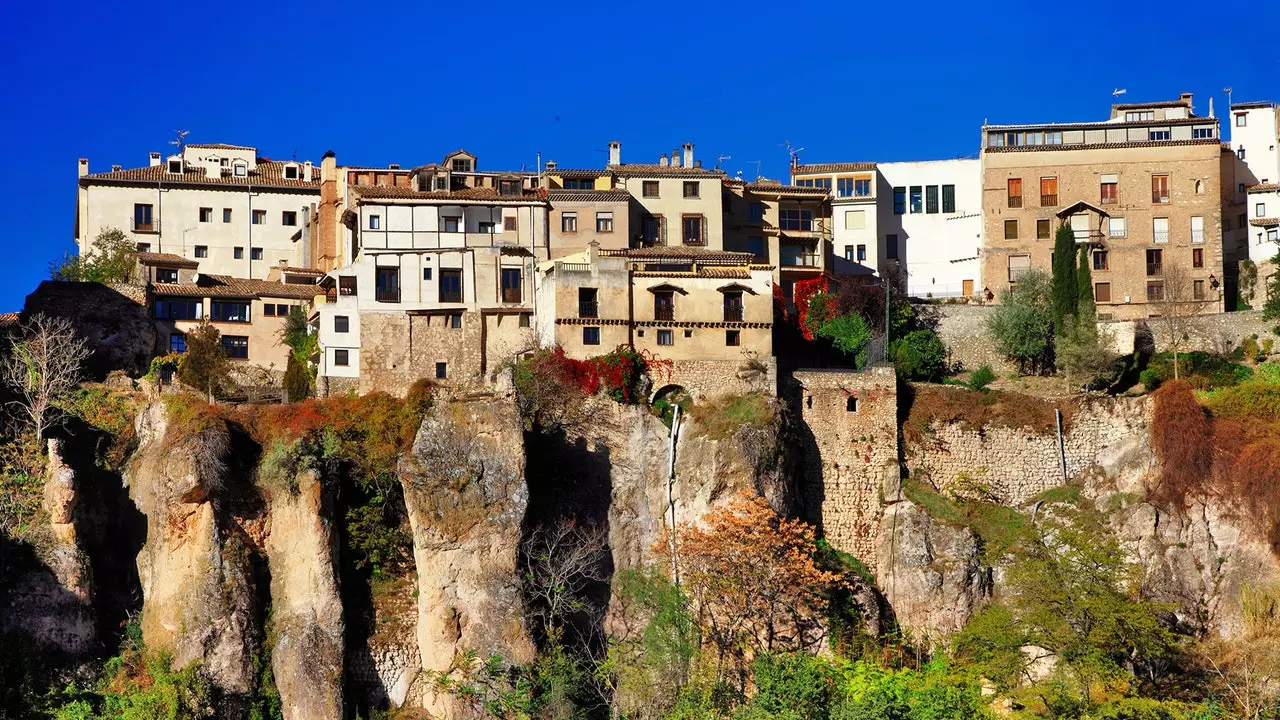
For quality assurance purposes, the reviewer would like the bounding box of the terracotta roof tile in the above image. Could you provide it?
[280,266,324,275]
[547,189,633,203]
[792,162,877,174]
[186,143,254,150]
[352,185,547,203]
[151,274,320,300]
[83,160,321,190]
[1230,101,1275,110]
[1247,183,1280,193]
[985,116,1214,131]
[743,182,830,196]
[1250,217,1279,228]
[624,247,756,264]
[611,164,724,178]
[984,138,1221,153]
[1111,98,1191,110]
[137,252,199,268]
[550,169,611,179]
[0,312,19,327]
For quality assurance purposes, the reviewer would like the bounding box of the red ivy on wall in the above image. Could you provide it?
[792,275,830,340]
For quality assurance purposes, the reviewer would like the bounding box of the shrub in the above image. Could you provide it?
[968,365,996,391]
[986,270,1055,375]
[1140,368,1163,391]
[890,329,947,381]
[1150,381,1213,507]
[1244,336,1262,363]
[176,322,231,399]
[816,313,872,366]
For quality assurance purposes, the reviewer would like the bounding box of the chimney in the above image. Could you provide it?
[659,154,669,167]
[608,141,621,166]
[149,152,161,167]
[303,160,313,182]
[672,149,680,168]
[545,160,557,172]
[389,163,400,170]
[321,150,336,182]
[694,159,703,169]
[1180,92,1194,104]
[1208,97,1215,119]
[112,164,122,172]
[682,143,694,169]
[78,158,89,177]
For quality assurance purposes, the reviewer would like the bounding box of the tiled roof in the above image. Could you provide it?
[280,266,324,276]
[985,116,1213,131]
[0,312,19,327]
[186,143,254,150]
[743,182,830,196]
[151,274,320,300]
[1250,217,1280,228]
[1230,101,1275,110]
[82,160,321,190]
[137,252,199,268]
[625,247,755,264]
[1247,183,1280,193]
[547,189,632,203]
[792,162,877,174]
[984,138,1221,153]
[352,185,547,203]
[1111,98,1191,110]
[612,164,724,178]
[550,169,611,179]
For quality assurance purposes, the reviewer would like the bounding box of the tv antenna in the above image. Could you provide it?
[780,139,804,167]
[748,160,762,180]
[169,129,190,154]
[1112,88,1127,97]
[715,153,731,170]
[1224,86,1233,108]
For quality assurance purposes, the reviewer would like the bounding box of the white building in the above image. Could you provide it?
[1230,102,1280,282]
[792,158,983,297]
[77,143,321,279]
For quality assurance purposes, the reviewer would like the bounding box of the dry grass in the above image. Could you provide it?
[904,384,1073,445]
[687,393,775,441]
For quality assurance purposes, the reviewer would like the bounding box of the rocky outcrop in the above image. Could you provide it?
[401,392,535,716]
[127,402,258,699]
[265,469,344,720]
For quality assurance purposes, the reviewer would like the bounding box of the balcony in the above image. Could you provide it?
[723,306,744,322]
[578,300,599,318]
[1008,197,1023,208]
[131,218,159,233]
[780,249,820,268]
[1153,231,1169,243]
[502,288,522,304]
[1040,194,1058,207]
[654,306,675,321]
[1146,263,1162,277]
[376,287,401,303]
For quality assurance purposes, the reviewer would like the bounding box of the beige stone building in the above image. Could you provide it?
[77,144,322,279]
[981,94,1232,319]
[546,186,633,258]
[534,243,775,399]
[723,179,833,298]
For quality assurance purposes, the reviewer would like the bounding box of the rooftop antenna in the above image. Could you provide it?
[748,160,762,181]
[169,129,190,154]
[715,153,731,170]
[780,139,804,168]
[1224,86,1233,109]
[1112,88,1127,98]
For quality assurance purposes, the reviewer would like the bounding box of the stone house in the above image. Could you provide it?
[722,178,835,299]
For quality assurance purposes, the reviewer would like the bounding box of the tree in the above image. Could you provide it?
[986,270,1055,375]
[0,314,92,442]
[1076,245,1094,318]
[1051,223,1079,333]
[177,322,231,401]
[1150,263,1210,380]
[890,329,948,381]
[1056,315,1114,391]
[50,227,138,284]
[816,313,872,367]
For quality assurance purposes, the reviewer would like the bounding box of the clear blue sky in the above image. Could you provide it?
[2,0,1277,312]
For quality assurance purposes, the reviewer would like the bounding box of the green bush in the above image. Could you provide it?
[1244,336,1261,363]
[890,329,948,381]
[968,365,996,391]
[986,270,1055,375]
[1141,368,1163,391]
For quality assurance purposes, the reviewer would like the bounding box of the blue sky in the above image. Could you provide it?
[2,0,1277,312]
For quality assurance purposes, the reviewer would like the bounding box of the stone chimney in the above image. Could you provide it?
[315,151,339,271]
[78,158,89,177]
[112,164,122,172]
[682,143,694,169]
[1180,92,1194,104]
[545,160,557,172]
[672,149,680,167]
[389,163,400,170]
[608,141,620,166]
[303,160,313,182]
[149,152,161,167]
[659,154,669,167]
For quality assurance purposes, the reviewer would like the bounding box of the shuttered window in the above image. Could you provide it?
[1008,254,1031,282]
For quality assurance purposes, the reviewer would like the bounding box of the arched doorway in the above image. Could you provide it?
[651,384,691,428]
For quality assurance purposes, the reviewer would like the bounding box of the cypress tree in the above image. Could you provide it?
[1076,245,1095,320]
[1051,223,1078,331]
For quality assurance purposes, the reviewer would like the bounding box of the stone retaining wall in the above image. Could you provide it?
[663,356,777,400]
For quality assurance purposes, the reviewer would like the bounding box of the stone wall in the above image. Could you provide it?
[358,311,484,396]
[906,395,1150,505]
[793,366,899,571]
[22,280,155,377]
[930,303,1015,374]
[662,356,777,400]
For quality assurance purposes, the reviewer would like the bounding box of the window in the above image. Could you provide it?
[1147,281,1165,301]
[1007,178,1022,208]
[596,212,613,232]
[1192,248,1204,268]
[726,330,741,347]
[779,208,813,231]
[1126,110,1155,122]
[169,332,186,353]
[746,236,765,259]
[423,267,432,280]
[369,214,381,230]
[1236,113,1248,127]
[1008,254,1031,282]
[282,211,297,226]
[654,290,675,320]
[283,165,300,179]
[682,215,705,244]
[748,202,765,221]
[134,203,154,231]
[334,349,349,367]
[886,234,899,259]
[339,276,357,296]
[519,313,531,327]
[1153,217,1169,244]
[579,288,599,318]
[1148,129,1172,141]
[1109,217,1127,237]
[1036,219,1051,239]
[504,216,518,232]
[193,245,208,258]
[439,269,463,303]
[656,329,673,346]
[683,181,699,198]
[583,327,601,346]
[332,315,349,334]
[233,162,247,177]
[1258,203,1267,218]
[1004,219,1018,240]
[451,158,472,172]
[435,362,448,380]
[837,178,854,197]
[1146,248,1163,276]
[1100,176,1118,204]
[1152,174,1169,203]
[1040,177,1058,207]
[723,291,744,322]
[909,186,923,213]
[168,159,182,173]
[375,267,400,303]
[1191,215,1204,243]
[925,185,939,213]
[1093,250,1109,271]
[252,209,266,225]
[893,187,906,214]
[155,298,201,320]
[155,268,178,284]
[135,242,151,252]
[845,210,865,230]
[223,208,232,223]
[941,184,955,213]
[443,216,460,233]
[563,178,593,189]
[561,212,578,232]
[856,244,867,262]
[642,181,659,198]
[1095,282,1111,303]
[846,397,858,412]
[501,268,522,303]
[435,177,448,191]
[641,215,664,244]
[478,221,495,234]
[1193,127,1214,139]
[449,313,462,329]
[251,248,263,260]
[498,179,520,196]
[1193,279,1206,300]
[856,178,872,197]
[234,247,244,259]
[199,207,212,222]
[211,301,250,322]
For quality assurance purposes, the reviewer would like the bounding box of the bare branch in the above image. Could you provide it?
[0,313,91,441]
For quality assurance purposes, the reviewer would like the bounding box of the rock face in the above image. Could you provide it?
[127,402,258,700]
[401,393,535,717]
[265,469,344,720]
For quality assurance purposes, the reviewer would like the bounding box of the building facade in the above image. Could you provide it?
[77,144,321,279]
[1229,101,1280,295]
[980,94,1229,319]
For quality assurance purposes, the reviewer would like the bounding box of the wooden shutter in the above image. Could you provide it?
[1008,178,1022,195]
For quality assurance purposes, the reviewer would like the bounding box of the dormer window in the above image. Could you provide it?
[167,158,183,174]
[283,164,299,179]
[220,158,229,167]
[451,158,473,172]
[233,161,248,177]
[435,177,448,191]
[499,178,520,196]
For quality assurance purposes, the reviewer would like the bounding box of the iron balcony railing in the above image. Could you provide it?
[1147,263,1163,277]
[723,306,744,322]
[1191,229,1205,243]
[131,218,159,233]
[654,306,675,321]
[375,287,401,303]
[1153,231,1169,243]
[1008,196,1023,208]
[578,300,599,318]
[1040,194,1058,207]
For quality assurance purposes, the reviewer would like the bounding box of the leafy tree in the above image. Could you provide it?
[1056,316,1115,390]
[282,354,310,403]
[816,313,872,367]
[1076,245,1095,318]
[177,322,231,401]
[986,270,1055,375]
[890,329,948,381]
[51,227,138,283]
[1052,223,1079,333]
[0,313,92,441]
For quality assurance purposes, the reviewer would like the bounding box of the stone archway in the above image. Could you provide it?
[651,384,691,428]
